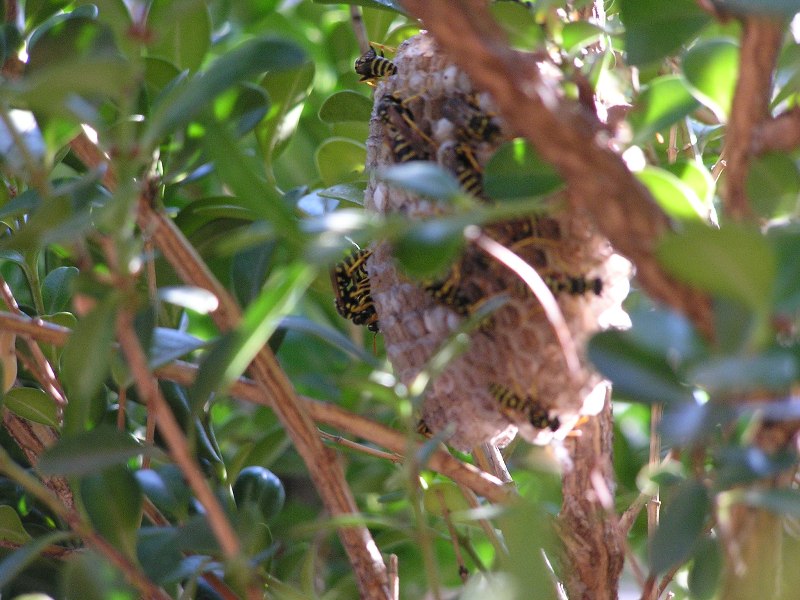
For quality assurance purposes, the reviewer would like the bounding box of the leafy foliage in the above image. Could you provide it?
[0,1,799,599]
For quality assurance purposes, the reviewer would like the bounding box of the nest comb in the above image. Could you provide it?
[363,34,631,451]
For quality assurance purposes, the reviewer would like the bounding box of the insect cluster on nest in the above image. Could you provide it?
[338,34,631,451]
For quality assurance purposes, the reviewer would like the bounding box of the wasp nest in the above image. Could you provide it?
[364,34,631,451]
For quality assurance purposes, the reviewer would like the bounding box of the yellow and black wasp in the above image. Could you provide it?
[377,92,434,163]
[453,143,485,200]
[443,92,502,145]
[355,45,397,84]
[543,273,603,296]
[488,382,560,431]
[331,247,379,332]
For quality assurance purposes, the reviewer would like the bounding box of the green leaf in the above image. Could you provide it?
[278,315,379,367]
[215,83,271,138]
[393,218,465,279]
[258,59,315,160]
[682,39,740,122]
[657,224,776,313]
[4,387,59,427]
[636,166,708,222]
[0,530,72,588]
[145,0,210,72]
[0,505,31,544]
[203,121,299,239]
[628,75,700,145]
[620,0,711,66]
[62,551,136,600]
[191,262,315,404]
[60,293,118,408]
[81,466,142,560]
[650,479,710,574]
[561,21,605,54]
[316,137,366,187]
[41,266,78,314]
[769,224,800,313]
[319,90,373,123]
[38,426,164,476]
[688,535,722,600]
[136,526,183,585]
[490,2,544,50]
[746,152,800,219]
[664,160,715,208]
[483,139,563,201]
[688,351,797,395]
[378,162,461,201]
[588,329,696,405]
[148,328,206,371]
[142,37,307,148]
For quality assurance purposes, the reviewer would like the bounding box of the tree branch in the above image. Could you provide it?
[721,15,786,220]
[398,0,714,338]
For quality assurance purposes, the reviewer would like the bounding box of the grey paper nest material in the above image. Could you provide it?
[364,33,631,451]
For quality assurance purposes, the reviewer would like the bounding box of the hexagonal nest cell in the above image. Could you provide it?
[363,33,631,451]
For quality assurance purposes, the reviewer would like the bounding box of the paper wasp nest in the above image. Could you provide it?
[364,34,630,451]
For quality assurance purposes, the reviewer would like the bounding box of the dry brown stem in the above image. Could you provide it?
[722,15,786,220]
[115,310,242,560]
[399,0,713,338]
[558,392,623,599]
[0,310,513,504]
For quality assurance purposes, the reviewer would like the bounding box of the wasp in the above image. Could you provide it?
[355,45,397,84]
[544,273,603,296]
[416,418,433,438]
[453,143,485,200]
[378,92,434,163]
[442,92,502,144]
[331,247,379,332]
[488,382,560,431]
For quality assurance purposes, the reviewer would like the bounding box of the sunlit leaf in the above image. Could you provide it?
[258,60,315,160]
[4,387,59,427]
[319,90,373,123]
[143,37,307,148]
[682,39,740,122]
[636,166,707,222]
[145,0,210,72]
[0,505,31,544]
[628,76,700,144]
[316,137,366,187]
[620,0,711,66]
[657,223,776,313]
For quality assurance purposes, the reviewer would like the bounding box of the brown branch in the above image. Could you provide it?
[136,201,391,600]
[398,0,713,338]
[558,390,623,600]
[721,15,786,220]
[752,106,800,155]
[70,133,391,598]
[115,310,242,560]
[0,311,513,504]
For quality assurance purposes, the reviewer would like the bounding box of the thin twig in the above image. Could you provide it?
[350,6,370,54]
[388,554,399,600]
[0,311,514,504]
[320,430,403,463]
[720,15,785,220]
[435,487,469,583]
[115,311,242,560]
[0,446,171,600]
[468,228,581,377]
